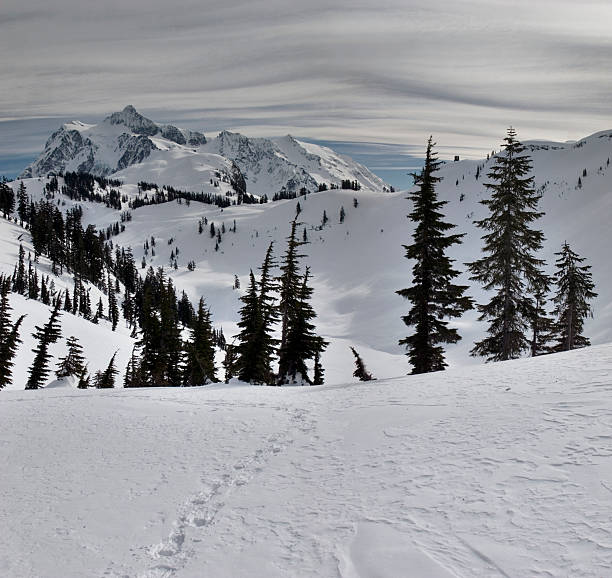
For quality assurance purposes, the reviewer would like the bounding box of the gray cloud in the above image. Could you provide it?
[1,0,611,163]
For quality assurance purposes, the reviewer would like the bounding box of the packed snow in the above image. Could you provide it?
[2,345,612,576]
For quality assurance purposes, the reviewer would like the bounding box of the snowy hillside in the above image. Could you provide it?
[4,127,612,388]
[21,106,388,195]
[2,344,612,576]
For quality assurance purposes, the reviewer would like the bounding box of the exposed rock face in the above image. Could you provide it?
[105,105,159,136]
[116,134,158,171]
[160,125,187,145]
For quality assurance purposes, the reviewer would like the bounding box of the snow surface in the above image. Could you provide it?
[2,345,612,576]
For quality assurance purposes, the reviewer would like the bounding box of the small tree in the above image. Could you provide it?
[97,352,118,389]
[350,347,374,381]
[26,301,62,389]
[339,206,345,223]
[551,242,597,351]
[56,335,86,379]
[223,343,237,383]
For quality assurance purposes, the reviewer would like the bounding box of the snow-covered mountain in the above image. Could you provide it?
[21,106,388,195]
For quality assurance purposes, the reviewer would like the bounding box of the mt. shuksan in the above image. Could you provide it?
[22,106,388,195]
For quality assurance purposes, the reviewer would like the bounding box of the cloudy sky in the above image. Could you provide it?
[1,0,611,183]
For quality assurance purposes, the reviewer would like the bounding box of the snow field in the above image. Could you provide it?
[2,344,612,576]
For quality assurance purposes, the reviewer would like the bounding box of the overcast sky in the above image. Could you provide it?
[2,0,611,179]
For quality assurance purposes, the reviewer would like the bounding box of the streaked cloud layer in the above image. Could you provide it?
[1,0,611,164]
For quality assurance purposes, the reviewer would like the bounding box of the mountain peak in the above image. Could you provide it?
[104,105,159,136]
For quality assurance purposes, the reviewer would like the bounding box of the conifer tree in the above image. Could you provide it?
[108,273,119,331]
[551,242,597,351]
[350,346,374,381]
[124,347,145,388]
[56,336,86,379]
[529,277,555,357]
[468,128,547,361]
[223,343,237,383]
[183,298,217,385]
[397,137,473,374]
[13,244,27,295]
[77,367,90,389]
[256,242,280,383]
[26,301,62,389]
[0,180,15,218]
[97,352,118,388]
[17,181,28,225]
[235,271,263,383]
[278,267,327,384]
[312,350,325,385]
[0,275,25,389]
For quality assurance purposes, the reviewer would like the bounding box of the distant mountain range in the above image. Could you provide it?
[21,105,389,195]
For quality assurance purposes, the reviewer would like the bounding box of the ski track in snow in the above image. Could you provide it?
[2,347,612,577]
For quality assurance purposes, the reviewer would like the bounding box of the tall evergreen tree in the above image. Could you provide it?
[55,335,86,379]
[396,137,473,374]
[183,298,217,385]
[108,273,119,331]
[26,301,62,389]
[468,127,547,361]
[257,242,280,383]
[13,244,27,295]
[0,180,15,218]
[278,267,327,384]
[235,271,264,383]
[0,275,25,389]
[551,242,597,351]
[17,181,28,225]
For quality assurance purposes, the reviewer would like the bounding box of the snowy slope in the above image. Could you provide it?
[21,106,388,195]
[5,127,612,388]
[1,344,612,576]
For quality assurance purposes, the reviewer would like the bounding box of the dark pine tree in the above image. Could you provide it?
[0,275,25,389]
[97,352,118,388]
[396,137,473,374]
[278,267,327,385]
[55,335,86,379]
[223,343,237,383]
[17,181,28,225]
[529,275,555,357]
[235,270,264,383]
[108,273,119,331]
[183,298,217,385]
[350,346,374,381]
[256,242,280,383]
[0,179,15,218]
[26,301,62,389]
[13,244,27,295]
[312,350,325,385]
[468,127,547,361]
[551,242,597,352]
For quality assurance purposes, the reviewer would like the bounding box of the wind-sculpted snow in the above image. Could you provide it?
[1,346,612,576]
